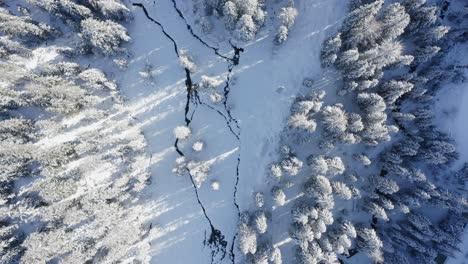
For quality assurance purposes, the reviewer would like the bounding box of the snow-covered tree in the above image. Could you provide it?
[271,186,286,206]
[292,202,318,225]
[211,180,220,190]
[87,0,130,20]
[254,192,264,208]
[332,181,352,200]
[340,0,384,48]
[307,155,328,175]
[356,227,383,262]
[223,1,238,30]
[254,210,268,234]
[269,247,282,264]
[379,3,410,40]
[321,33,342,67]
[304,175,332,197]
[234,14,257,41]
[0,8,53,41]
[281,155,303,176]
[179,49,197,72]
[372,176,399,195]
[379,80,414,106]
[238,222,257,255]
[200,75,223,89]
[288,113,317,133]
[326,157,345,176]
[275,25,289,45]
[270,163,282,179]
[192,141,204,152]
[80,18,129,55]
[419,25,449,45]
[413,45,441,65]
[187,160,210,188]
[367,202,389,221]
[322,105,348,138]
[275,2,298,44]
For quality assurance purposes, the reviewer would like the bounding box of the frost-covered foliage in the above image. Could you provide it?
[193,0,266,41]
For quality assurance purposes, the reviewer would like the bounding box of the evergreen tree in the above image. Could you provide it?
[80,18,130,55]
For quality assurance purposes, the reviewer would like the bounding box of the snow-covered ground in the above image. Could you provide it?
[115,0,346,262]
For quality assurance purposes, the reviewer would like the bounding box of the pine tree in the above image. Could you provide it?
[322,105,348,139]
[413,46,441,65]
[80,18,130,55]
[271,186,286,206]
[223,1,238,30]
[0,8,54,41]
[321,33,342,67]
[379,80,414,105]
[234,14,257,41]
[356,227,383,262]
[341,0,384,48]
[379,3,410,41]
[239,222,257,255]
[332,181,352,200]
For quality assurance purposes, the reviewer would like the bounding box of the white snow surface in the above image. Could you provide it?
[116,0,347,263]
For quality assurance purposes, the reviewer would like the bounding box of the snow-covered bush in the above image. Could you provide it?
[174,126,191,140]
[187,160,210,188]
[192,141,204,152]
[234,15,257,41]
[179,49,197,72]
[211,180,220,190]
[200,75,224,89]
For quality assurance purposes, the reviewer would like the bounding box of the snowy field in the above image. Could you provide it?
[115,0,346,262]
